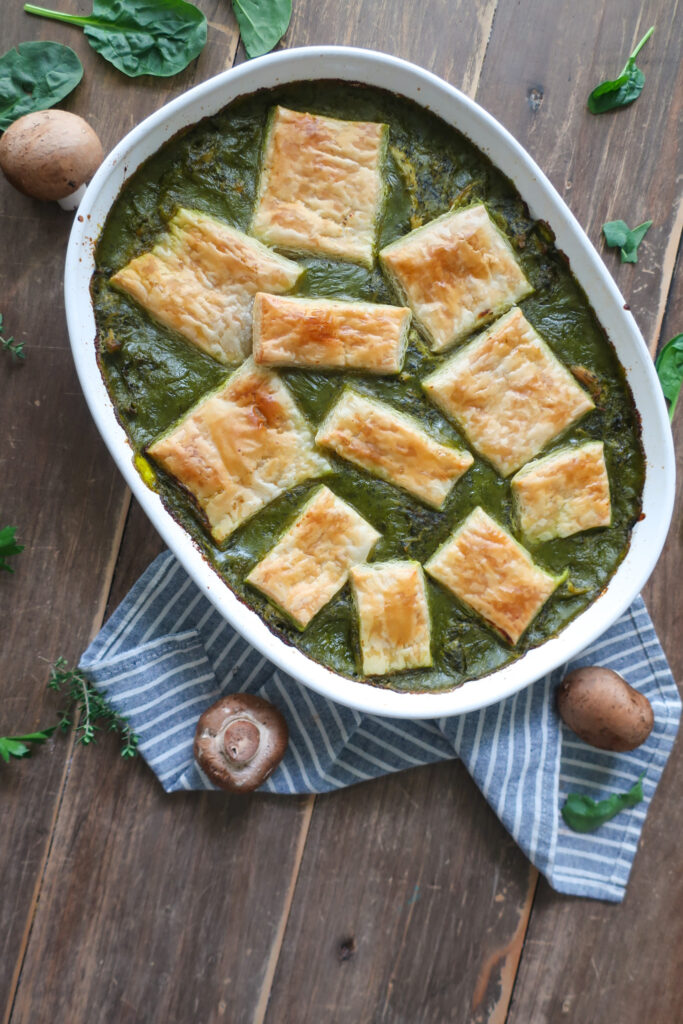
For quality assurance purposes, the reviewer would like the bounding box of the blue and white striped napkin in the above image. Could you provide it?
[80,551,680,902]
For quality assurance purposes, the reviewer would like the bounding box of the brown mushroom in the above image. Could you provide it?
[0,110,103,209]
[194,693,288,792]
[557,666,654,752]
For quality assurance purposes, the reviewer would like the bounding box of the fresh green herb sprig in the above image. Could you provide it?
[655,333,683,423]
[0,728,55,763]
[0,41,83,133]
[0,526,24,572]
[602,218,652,263]
[0,313,25,361]
[561,773,645,833]
[24,0,207,79]
[48,657,138,758]
[588,26,654,114]
[232,0,292,59]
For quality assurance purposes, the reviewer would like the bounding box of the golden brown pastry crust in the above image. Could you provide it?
[252,107,388,267]
[512,441,611,542]
[350,561,432,675]
[252,293,411,373]
[111,208,302,365]
[147,359,330,544]
[425,506,561,644]
[246,486,381,629]
[422,307,594,477]
[315,390,474,508]
[379,203,532,351]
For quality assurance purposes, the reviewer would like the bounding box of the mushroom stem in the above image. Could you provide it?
[58,182,87,211]
[223,718,260,766]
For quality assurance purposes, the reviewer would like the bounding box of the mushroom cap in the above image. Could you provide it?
[557,666,654,752]
[194,693,288,792]
[0,109,103,201]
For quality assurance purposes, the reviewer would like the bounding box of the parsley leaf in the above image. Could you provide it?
[0,727,56,763]
[603,218,653,263]
[0,526,24,572]
[655,333,683,423]
[561,773,645,833]
[0,312,25,361]
[588,26,654,114]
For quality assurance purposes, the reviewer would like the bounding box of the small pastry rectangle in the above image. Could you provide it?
[252,106,388,268]
[315,390,474,508]
[252,293,411,373]
[350,561,432,676]
[422,307,594,477]
[425,506,562,644]
[111,208,302,365]
[379,203,532,351]
[247,486,381,629]
[147,359,330,544]
[511,441,611,542]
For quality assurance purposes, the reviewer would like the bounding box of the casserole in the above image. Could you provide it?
[65,47,675,718]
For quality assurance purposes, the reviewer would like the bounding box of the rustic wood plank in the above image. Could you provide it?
[472,2,683,1020]
[9,498,319,1024]
[506,253,682,1024]
[4,1,680,1022]
[282,0,498,99]
[1,1,239,1017]
[473,0,682,348]
[263,762,536,1024]
[262,0,682,1020]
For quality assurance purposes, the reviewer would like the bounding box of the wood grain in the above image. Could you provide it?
[474,0,682,349]
[506,240,682,1024]
[281,0,498,98]
[472,3,683,1021]
[1,0,680,1020]
[0,1,239,1016]
[263,762,536,1024]
[8,500,319,1024]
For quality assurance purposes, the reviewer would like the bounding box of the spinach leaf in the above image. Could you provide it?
[561,773,645,833]
[0,526,24,573]
[24,0,207,78]
[655,333,683,423]
[602,218,652,263]
[232,0,292,59]
[588,26,654,114]
[0,41,83,133]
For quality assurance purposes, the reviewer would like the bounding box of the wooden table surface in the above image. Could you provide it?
[1,1,681,1021]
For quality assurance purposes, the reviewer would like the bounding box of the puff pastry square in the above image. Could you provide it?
[252,293,411,373]
[111,208,302,366]
[350,561,432,675]
[251,106,388,268]
[425,506,561,644]
[422,307,594,477]
[512,441,611,542]
[379,203,532,351]
[315,390,474,509]
[247,486,381,629]
[147,359,330,544]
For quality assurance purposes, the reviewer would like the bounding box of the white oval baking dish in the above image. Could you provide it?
[64,47,675,719]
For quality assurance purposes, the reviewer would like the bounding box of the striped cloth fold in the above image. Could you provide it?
[80,551,680,902]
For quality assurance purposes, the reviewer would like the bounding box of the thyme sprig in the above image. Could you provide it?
[48,657,139,758]
[0,313,25,361]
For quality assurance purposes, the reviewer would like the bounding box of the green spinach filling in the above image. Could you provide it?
[92,81,644,693]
